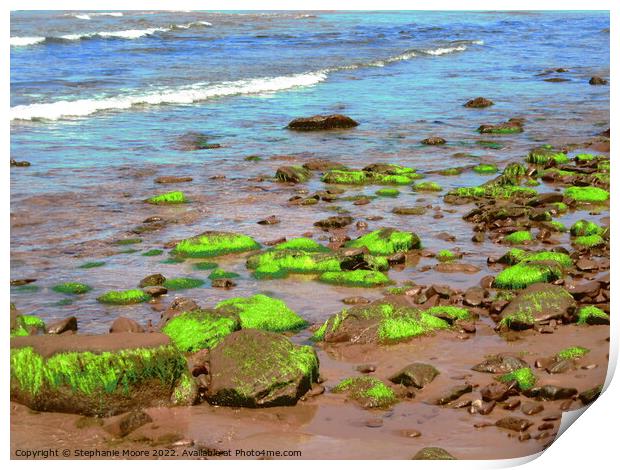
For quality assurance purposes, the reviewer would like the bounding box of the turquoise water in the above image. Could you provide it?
[10,11,609,332]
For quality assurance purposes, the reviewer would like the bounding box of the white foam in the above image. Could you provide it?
[10,72,327,121]
[10,36,46,46]
[67,12,124,20]
[422,45,468,55]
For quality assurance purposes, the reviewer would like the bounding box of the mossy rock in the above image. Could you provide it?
[207,269,239,280]
[493,261,563,290]
[425,306,471,324]
[497,367,537,391]
[318,270,391,288]
[146,191,187,205]
[193,261,219,271]
[205,329,319,407]
[215,294,307,332]
[499,248,573,268]
[11,312,46,338]
[311,300,450,345]
[161,309,240,352]
[412,447,456,460]
[273,237,330,253]
[473,163,498,174]
[436,250,459,262]
[142,249,164,257]
[163,277,205,290]
[504,230,533,245]
[573,234,606,249]
[565,186,609,203]
[576,306,609,325]
[246,249,341,279]
[78,261,106,269]
[275,166,311,183]
[570,220,602,237]
[445,185,537,202]
[498,283,576,330]
[332,376,397,409]
[376,188,400,197]
[556,346,590,361]
[114,238,142,246]
[10,333,192,416]
[172,231,260,258]
[52,282,92,295]
[345,228,421,255]
[97,289,151,305]
[526,148,569,165]
[413,181,442,191]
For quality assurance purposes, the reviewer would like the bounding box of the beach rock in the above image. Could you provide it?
[275,166,311,183]
[110,317,144,334]
[521,402,544,415]
[464,97,494,108]
[434,263,480,274]
[477,118,524,134]
[525,385,578,401]
[342,296,370,305]
[287,114,359,131]
[496,416,533,432]
[389,363,440,388]
[46,316,77,335]
[480,382,513,402]
[579,384,603,405]
[257,215,280,225]
[154,176,193,184]
[421,136,446,145]
[159,297,200,326]
[10,159,31,167]
[472,355,529,374]
[302,158,346,171]
[205,329,318,407]
[589,76,608,85]
[143,286,167,297]
[177,132,217,150]
[412,447,456,460]
[10,333,192,416]
[314,216,353,229]
[499,283,576,329]
[104,410,152,438]
[139,274,166,288]
[435,384,473,405]
[10,278,37,286]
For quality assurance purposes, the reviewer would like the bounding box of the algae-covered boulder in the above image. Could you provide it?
[287,114,359,131]
[412,447,456,460]
[275,166,311,183]
[215,294,307,332]
[162,309,240,352]
[173,231,260,258]
[205,329,319,407]
[499,283,577,330]
[492,260,563,289]
[332,376,397,409]
[311,300,450,345]
[10,308,46,338]
[345,228,421,255]
[246,248,341,279]
[318,270,392,287]
[10,333,193,416]
[389,363,440,388]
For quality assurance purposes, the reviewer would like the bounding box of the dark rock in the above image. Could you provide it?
[589,76,608,85]
[211,279,237,289]
[480,382,513,402]
[143,286,168,297]
[154,176,193,184]
[546,359,574,375]
[139,274,166,288]
[302,159,346,171]
[499,283,576,329]
[495,416,533,432]
[10,278,37,286]
[104,410,152,438]
[470,399,495,415]
[435,384,472,405]
[110,317,144,334]
[389,363,440,389]
[426,285,453,299]
[343,296,370,305]
[544,77,570,82]
[565,280,601,300]
[46,317,78,335]
[412,447,456,460]
[314,216,353,229]
[399,429,422,438]
[356,364,376,374]
[287,114,359,131]
[387,252,406,265]
[206,329,318,407]
[579,384,603,405]
[472,232,485,243]
[472,355,528,374]
[463,287,487,307]
[177,132,217,151]
[525,385,578,401]
[464,97,494,108]
[478,118,524,134]
[436,232,456,242]
[502,398,521,410]
[10,159,32,167]
[257,215,280,225]
[392,206,427,215]
[521,402,544,415]
[275,166,311,183]
[421,136,446,145]
[160,297,199,326]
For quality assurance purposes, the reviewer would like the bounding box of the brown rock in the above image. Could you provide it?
[154,176,193,184]
[257,215,280,225]
[139,273,166,288]
[495,416,533,432]
[110,317,144,334]
[435,384,473,405]
[104,410,152,438]
[421,136,446,145]
[46,316,77,335]
[389,363,440,388]
[464,97,494,108]
[287,114,359,131]
[589,76,608,85]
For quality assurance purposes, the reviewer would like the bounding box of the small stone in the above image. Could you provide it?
[343,296,370,305]
[589,76,608,85]
[470,399,495,415]
[365,418,383,428]
[495,416,533,432]
[435,384,472,405]
[305,384,325,398]
[356,221,369,230]
[155,176,193,184]
[139,273,166,288]
[257,215,280,225]
[579,384,603,405]
[211,279,236,289]
[110,317,144,333]
[421,136,446,145]
[480,382,513,402]
[502,398,521,410]
[521,402,544,416]
[356,364,376,374]
[46,316,77,335]
[518,432,531,441]
[526,385,577,401]
[104,410,153,438]
[399,429,421,438]
[542,413,562,421]
[538,422,554,431]
[389,363,440,388]
[464,97,494,108]
[314,216,353,229]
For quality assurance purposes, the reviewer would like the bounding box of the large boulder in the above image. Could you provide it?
[206,329,319,407]
[499,283,577,330]
[10,333,195,416]
[287,114,359,131]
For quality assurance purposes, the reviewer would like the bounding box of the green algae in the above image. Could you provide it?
[577,306,610,325]
[142,249,164,257]
[114,238,142,245]
[376,188,400,197]
[10,345,186,401]
[173,232,260,258]
[504,231,533,245]
[565,186,609,203]
[275,165,310,183]
[476,140,503,149]
[321,170,367,185]
[448,185,537,200]
[12,284,40,293]
[436,250,458,262]
[332,376,397,409]
[97,289,151,305]
[171,372,197,405]
[425,306,471,322]
[207,269,240,280]
[273,238,330,253]
[552,202,568,214]
[526,149,569,165]
[247,249,341,279]
[439,168,463,176]
[52,282,92,295]
[502,249,573,268]
[556,346,590,361]
[413,181,442,191]
[378,313,449,342]
[244,155,262,162]
[473,163,498,174]
[498,367,536,391]
[160,257,185,264]
[345,228,420,255]
[117,248,139,254]
[146,191,187,205]
[549,221,567,232]
[493,262,562,289]
[78,261,106,269]
[322,167,420,186]
[574,153,598,162]
[574,234,605,249]
[216,294,307,332]
[11,315,46,338]
[570,220,602,237]
[193,261,218,271]
[318,270,391,287]
[162,310,239,352]
[162,277,205,290]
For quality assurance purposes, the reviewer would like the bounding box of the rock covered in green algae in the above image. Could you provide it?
[564,186,609,203]
[273,237,330,252]
[444,185,537,203]
[146,191,187,205]
[504,230,533,245]
[556,346,590,361]
[246,248,341,279]
[576,305,610,325]
[389,363,440,388]
[570,220,603,237]
[205,329,319,407]
[412,447,456,460]
[345,228,420,255]
[498,249,573,268]
[287,114,359,131]
[161,309,240,352]
[497,367,537,391]
[173,231,260,258]
[332,376,397,409]
[477,118,523,134]
[311,300,450,345]
[275,166,311,183]
[52,282,92,295]
[215,294,307,332]
[321,164,422,185]
[412,181,442,191]
[10,333,192,416]
[492,260,564,290]
[573,234,606,249]
[97,289,152,305]
[10,305,46,338]
[526,147,569,165]
[471,355,528,374]
[498,283,576,330]
[318,270,392,288]
[162,277,205,290]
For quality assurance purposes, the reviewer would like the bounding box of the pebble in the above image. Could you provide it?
[399,429,422,438]
[365,418,383,428]
[356,364,376,374]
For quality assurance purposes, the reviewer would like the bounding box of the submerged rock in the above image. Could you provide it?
[389,363,440,388]
[464,97,494,108]
[172,231,260,258]
[275,166,311,183]
[589,76,608,85]
[287,114,359,131]
[110,317,145,334]
[421,136,446,145]
[205,329,319,407]
[472,355,528,374]
[332,376,398,409]
[412,447,456,460]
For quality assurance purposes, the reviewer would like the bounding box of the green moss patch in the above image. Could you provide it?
[436,250,458,262]
[446,185,537,201]
[345,228,420,255]
[413,182,442,191]
[318,270,391,287]
[332,376,397,409]
[425,306,471,323]
[498,367,536,391]
[565,186,609,203]
[52,282,92,295]
[162,277,205,290]
[246,249,341,279]
[577,306,610,325]
[11,315,46,338]
[501,249,573,268]
[376,188,400,197]
[216,294,307,332]
[142,249,164,257]
[573,234,605,249]
[207,269,239,280]
[473,163,498,174]
[193,261,218,270]
[493,262,562,289]
[97,289,151,305]
[556,346,590,361]
[146,191,187,205]
[162,310,239,351]
[526,148,569,165]
[78,261,106,269]
[504,231,533,245]
[173,231,260,258]
[321,170,367,185]
[273,238,330,253]
[570,220,602,237]
[114,238,142,245]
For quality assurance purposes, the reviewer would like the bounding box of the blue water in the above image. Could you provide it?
[10,11,610,332]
